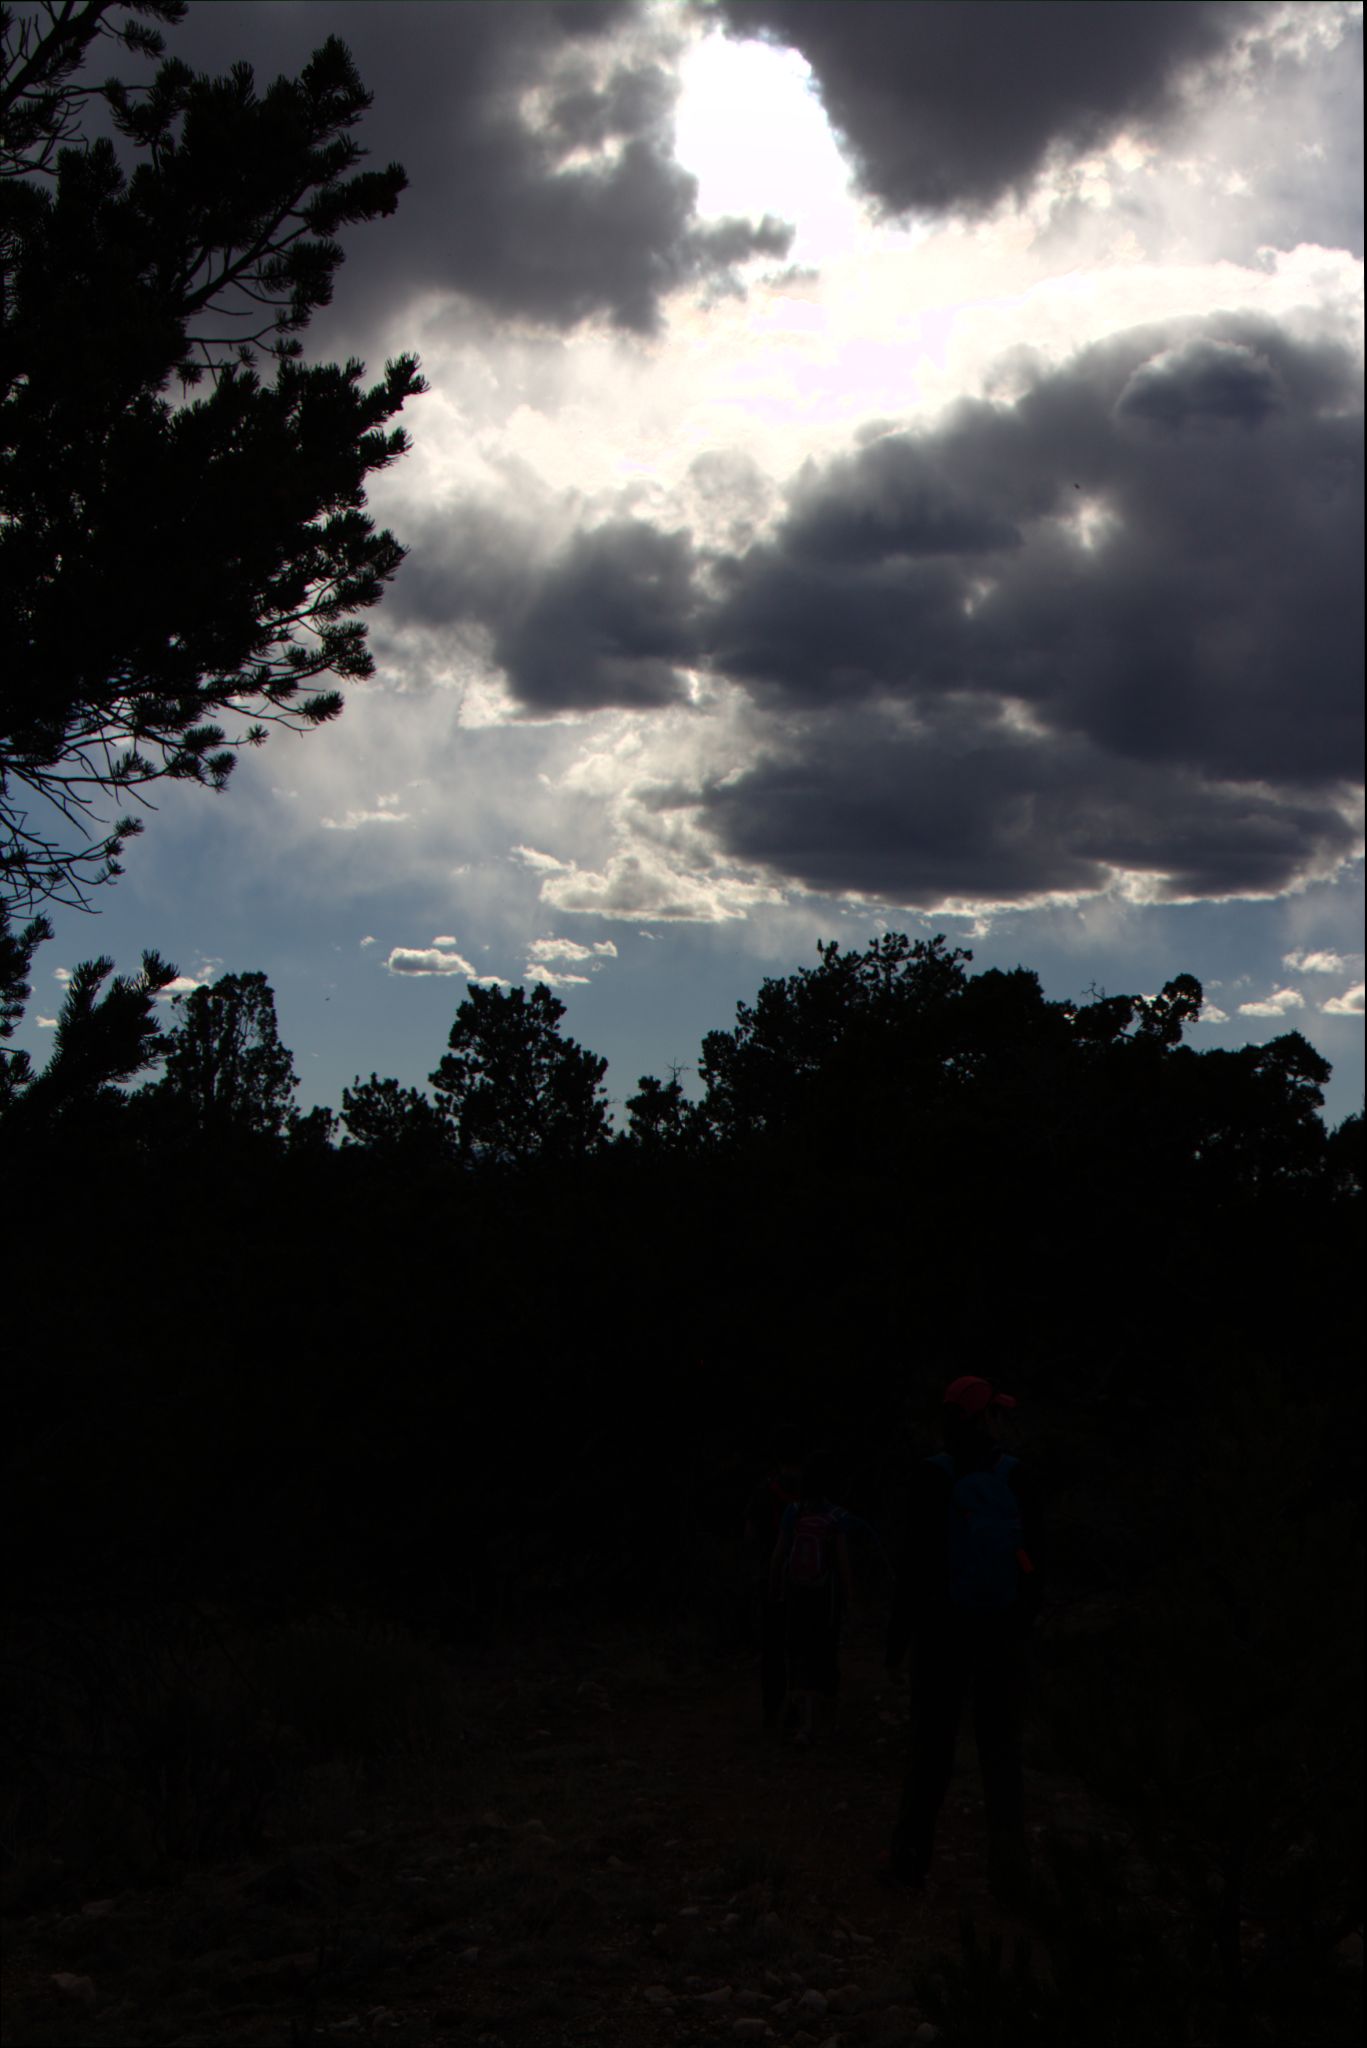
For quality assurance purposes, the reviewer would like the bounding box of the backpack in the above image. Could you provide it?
[766,1475,800,1545]
[930,1451,1024,1613]
[785,1503,839,1591]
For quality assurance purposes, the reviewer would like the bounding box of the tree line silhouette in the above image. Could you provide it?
[4,913,1355,1180]
[4,913,1359,1589]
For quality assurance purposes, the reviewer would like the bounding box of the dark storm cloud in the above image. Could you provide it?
[707,316,1362,783]
[393,311,1361,892]
[392,504,700,714]
[163,2,790,339]
[494,519,699,712]
[685,311,1362,907]
[1115,337,1288,429]
[697,710,1359,907]
[713,0,1261,217]
[784,433,1029,560]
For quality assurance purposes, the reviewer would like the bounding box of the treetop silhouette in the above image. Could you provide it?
[341,1071,453,1165]
[0,2,424,909]
[696,933,976,1143]
[430,979,611,1167]
[0,925,1346,1202]
[156,969,298,1141]
[0,897,175,1123]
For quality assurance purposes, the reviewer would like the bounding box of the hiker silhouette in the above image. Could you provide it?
[742,1423,806,1734]
[884,1376,1045,1903]
[769,1452,859,1747]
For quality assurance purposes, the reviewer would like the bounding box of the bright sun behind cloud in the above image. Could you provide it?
[673,27,863,265]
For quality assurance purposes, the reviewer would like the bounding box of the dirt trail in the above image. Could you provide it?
[1,1611,1111,2047]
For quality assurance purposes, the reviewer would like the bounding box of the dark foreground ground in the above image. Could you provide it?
[2,1603,1361,2048]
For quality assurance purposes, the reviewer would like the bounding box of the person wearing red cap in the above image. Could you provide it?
[881,1375,1044,1905]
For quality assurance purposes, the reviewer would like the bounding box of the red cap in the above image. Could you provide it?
[943,1375,1017,1416]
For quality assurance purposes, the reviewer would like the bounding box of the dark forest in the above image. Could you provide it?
[3,920,1363,2045]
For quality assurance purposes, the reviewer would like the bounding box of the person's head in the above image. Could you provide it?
[798,1450,839,1505]
[941,1376,1017,1464]
[770,1422,804,1489]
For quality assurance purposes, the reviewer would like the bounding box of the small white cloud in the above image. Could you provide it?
[36,1014,57,1028]
[1196,1002,1230,1023]
[53,966,71,985]
[514,844,572,874]
[431,935,458,946]
[528,938,593,964]
[386,945,476,977]
[525,966,591,987]
[156,974,211,1003]
[1322,984,1365,1017]
[1283,949,1350,975]
[524,937,621,978]
[1238,987,1307,1018]
[320,807,410,831]
[527,937,600,963]
[359,935,377,948]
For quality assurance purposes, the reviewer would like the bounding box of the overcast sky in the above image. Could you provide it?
[20,0,1364,1124]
